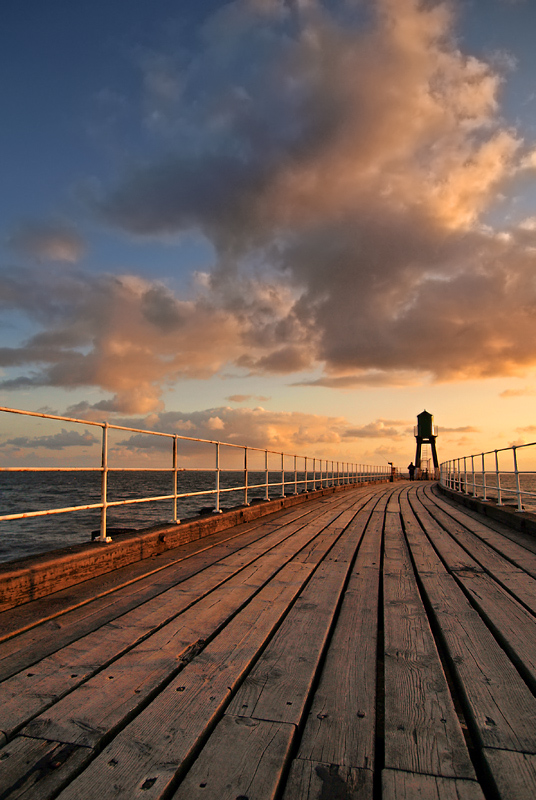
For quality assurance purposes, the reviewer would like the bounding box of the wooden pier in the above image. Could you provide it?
[1,482,536,799]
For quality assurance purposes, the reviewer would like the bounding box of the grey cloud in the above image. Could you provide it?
[7,221,85,263]
[238,345,313,374]
[500,387,536,398]
[0,262,304,414]
[226,394,271,402]
[2,429,98,450]
[342,420,405,439]
[441,426,479,433]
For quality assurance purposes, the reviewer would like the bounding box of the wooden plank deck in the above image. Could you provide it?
[0,482,535,799]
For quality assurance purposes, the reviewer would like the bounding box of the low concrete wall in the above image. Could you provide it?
[0,479,389,613]
[437,483,536,537]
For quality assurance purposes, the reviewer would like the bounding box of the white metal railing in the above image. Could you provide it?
[440,442,536,512]
[0,406,392,543]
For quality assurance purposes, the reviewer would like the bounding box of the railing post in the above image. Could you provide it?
[495,449,502,506]
[481,453,487,500]
[244,446,249,506]
[265,450,269,500]
[173,435,180,523]
[304,457,308,492]
[313,457,316,491]
[99,423,111,542]
[513,446,523,511]
[294,455,298,495]
[281,452,285,497]
[214,442,222,513]
[471,455,476,497]
[464,456,468,494]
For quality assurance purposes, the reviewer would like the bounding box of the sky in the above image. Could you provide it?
[2,0,536,472]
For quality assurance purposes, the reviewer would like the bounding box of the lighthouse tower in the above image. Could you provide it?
[415,410,439,479]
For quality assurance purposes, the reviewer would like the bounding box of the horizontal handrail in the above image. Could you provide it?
[0,406,393,544]
[440,442,536,512]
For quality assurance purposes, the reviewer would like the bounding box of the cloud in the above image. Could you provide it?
[108,408,419,473]
[0,267,248,414]
[500,387,536,398]
[87,0,536,390]
[342,419,408,439]
[7,221,85,263]
[440,425,479,433]
[4,0,536,413]
[293,371,420,388]
[0,259,314,414]
[226,394,271,402]
[115,406,368,456]
[2,428,98,450]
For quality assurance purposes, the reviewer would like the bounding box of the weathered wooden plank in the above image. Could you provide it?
[0,568,263,738]
[0,494,358,680]
[406,494,483,574]
[401,495,536,753]
[15,500,358,792]
[418,498,526,576]
[429,485,536,558]
[409,494,536,692]
[427,485,536,567]
[295,504,382,769]
[281,759,373,800]
[0,735,92,800]
[15,524,331,745]
[383,508,475,780]
[483,749,536,800]
[171,715,295,800]
[0,509,302,643]
[52,567,319,800]
[382,769,485,800]
[414,493,536,613]
[1,499,362,739]
[454,572,536,691]
[225,507,370,725]
[295,570,378,769]
[417,572,536,751]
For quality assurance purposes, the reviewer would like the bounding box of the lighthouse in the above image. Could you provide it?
[414,410,439,479]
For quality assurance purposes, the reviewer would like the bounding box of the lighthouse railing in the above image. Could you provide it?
[440,442,536,512]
